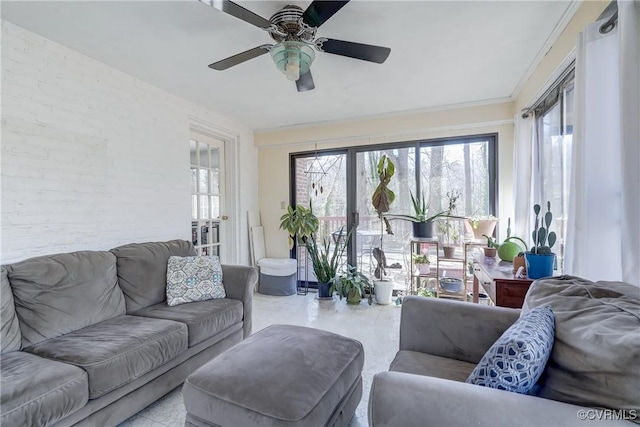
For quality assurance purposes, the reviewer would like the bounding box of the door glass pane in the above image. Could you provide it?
[211,195,220,219]
[210,170,220,195]
[199,195,209,219]
[191,168,197,193]
[199,145,209,168]
[192,195,198,220]
[294,153,347,281]
[356,148,416,280]
[198,169,209,193]
[420,141,490,219]
[189,140,197,166]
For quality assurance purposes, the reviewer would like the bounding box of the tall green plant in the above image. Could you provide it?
[385,191,449,223]
[306,227,351,284]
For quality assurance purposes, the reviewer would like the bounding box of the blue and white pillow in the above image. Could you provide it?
[466,305,555,394]
[166,256,225,307]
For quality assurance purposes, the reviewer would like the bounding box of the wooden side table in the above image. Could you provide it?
[473,254,533,308]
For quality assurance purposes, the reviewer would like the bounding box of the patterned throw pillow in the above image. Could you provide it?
[466,305,555,394]
[166,256,225,307]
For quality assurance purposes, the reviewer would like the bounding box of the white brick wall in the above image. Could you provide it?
[1,21,258,264]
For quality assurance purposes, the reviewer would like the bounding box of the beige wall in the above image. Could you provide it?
[256,102,515,258]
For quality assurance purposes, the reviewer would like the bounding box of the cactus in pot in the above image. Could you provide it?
[531,202,557,254]
[525,201,557,279]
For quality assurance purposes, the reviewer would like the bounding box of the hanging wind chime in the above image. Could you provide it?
[305,145,328,197]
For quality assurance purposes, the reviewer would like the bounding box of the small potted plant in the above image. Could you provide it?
[332,264,372,305]
[524,201,557,279]
[482,234,497,257]
[412,253,431,275]
[279,203,319,249]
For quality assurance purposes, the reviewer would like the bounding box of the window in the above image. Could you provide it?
[535,76,574,268]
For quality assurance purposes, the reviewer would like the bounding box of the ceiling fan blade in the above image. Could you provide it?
[317,38,391,64]
[200,0,272,30]
[208,45,272,70]
[296,70,315,92]
[302,1,349,28]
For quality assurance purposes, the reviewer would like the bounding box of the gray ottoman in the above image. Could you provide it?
[183,325,364,427]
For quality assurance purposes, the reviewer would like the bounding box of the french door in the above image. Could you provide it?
[190,131,226,261]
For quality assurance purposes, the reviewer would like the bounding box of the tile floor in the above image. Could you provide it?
[119,291,403,427]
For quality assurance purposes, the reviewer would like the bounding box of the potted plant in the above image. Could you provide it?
[481,218,529,262]
[387,191,448,238]
[371,154,395,305]
[332,264,372,305]
[524,201,557,279]
[306,227,351,299]
[412,253,431,275]
[279,203,319,249]
[482,234,497,257]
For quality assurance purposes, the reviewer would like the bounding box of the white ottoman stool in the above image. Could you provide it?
[257,258,297,296]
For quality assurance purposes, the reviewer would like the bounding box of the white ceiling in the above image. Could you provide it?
[2,1,577,131]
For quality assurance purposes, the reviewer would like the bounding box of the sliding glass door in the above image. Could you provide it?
[291,135,496,290]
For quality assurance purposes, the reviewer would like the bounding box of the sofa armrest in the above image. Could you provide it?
[369,372,634,427]
[400,296,520,363]
[221,265,258,339]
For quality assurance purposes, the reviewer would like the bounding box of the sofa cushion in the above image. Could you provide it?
[390,350,477,382]
[522,276,640,414]
[1,268,21,353]
[6,251,126,347]
[466,306,555,394]
[166,255,226,307]
[132,298,242,347]
[25,315,188,399]
[110,240,196,312]
[1,351,88,427]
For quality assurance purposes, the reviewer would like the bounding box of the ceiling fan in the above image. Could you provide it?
[200,0,391,92]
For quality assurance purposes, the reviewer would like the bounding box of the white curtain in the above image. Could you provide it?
[513,113,537,245]
[565,0,640,285]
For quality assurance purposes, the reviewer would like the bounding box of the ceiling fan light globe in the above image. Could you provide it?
[270,41,314,81]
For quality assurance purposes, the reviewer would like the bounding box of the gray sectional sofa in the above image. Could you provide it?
[1,240,257,427]
[369,276,640,426]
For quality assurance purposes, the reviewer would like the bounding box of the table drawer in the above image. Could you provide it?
[496,281,532,308]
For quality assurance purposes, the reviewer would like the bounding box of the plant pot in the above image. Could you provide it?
[412,221,434,238]
[524,252,555,279]
[417,263,430,275]
[465,219,498,240]
[513,254,527,275]
[443,246,456,259]
[374,280,394,305]
[483,247,497,257]
[317,282,333,299]
[346,289,362,305]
